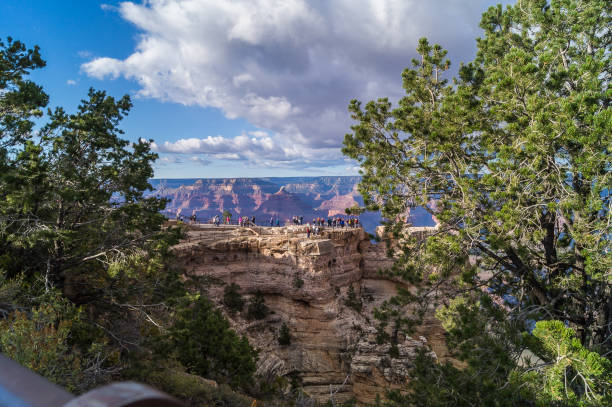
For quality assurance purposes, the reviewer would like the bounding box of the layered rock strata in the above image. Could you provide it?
[172,224,443,405]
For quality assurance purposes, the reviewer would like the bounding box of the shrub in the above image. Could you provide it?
[247,291,269,320]
[168,295,257,388]
[293,276,304,289]
[344,285,362,312]
[147,369,252,407]
[0,295,83,391]
[278,323,291,346]
[222,283,245,314]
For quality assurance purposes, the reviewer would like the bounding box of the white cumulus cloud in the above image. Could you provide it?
[151,131,342,168]
[83,0,501,168]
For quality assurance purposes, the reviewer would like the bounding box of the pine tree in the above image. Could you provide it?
[343,0,611,404]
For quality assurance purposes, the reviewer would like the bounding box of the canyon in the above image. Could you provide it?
[172,223,446,405]
[149,177,436,233]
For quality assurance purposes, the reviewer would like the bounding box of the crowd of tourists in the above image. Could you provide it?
[303,217,359,237]
[291,215,360,229]
[175,212,360,233]
[238,215,256,227]
[175,213,198,223]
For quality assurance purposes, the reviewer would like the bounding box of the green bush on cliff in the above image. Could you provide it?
[293,276,304,289]
[223,283,245,314]
[168,295,258,389]
[344,285,362,312]
[247,291,269,320]
[278,322,291,346]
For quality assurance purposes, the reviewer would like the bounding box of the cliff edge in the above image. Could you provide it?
[172,224,445,405]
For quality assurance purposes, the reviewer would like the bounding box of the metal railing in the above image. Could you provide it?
[0,354,183,407]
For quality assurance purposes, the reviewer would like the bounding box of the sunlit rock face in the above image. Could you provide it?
[172,224,445,405]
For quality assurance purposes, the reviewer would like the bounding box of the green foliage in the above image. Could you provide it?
[0,36,258,405]
[292,276,304,289]
[379,320,612,407]
[223,283,245,314]
[0,295,83,391]
[0,36,47,152]
[0,292,117,392]
[147,368,252,407]
[343,0,611,405]
[381,349,534,407]
[222,210,232,219]
[524,321,612,405]
[1,37,170,296]
[345,205,365,215]
[344,285,362,312]
[0,269,23,317]
[435,294,517,373]
[278,322,291,346]
[168,295,257,389]
[247,291,269,320]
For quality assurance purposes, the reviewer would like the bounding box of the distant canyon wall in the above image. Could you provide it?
[149,177,437,233]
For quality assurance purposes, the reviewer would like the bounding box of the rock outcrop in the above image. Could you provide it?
[172,224,443,405]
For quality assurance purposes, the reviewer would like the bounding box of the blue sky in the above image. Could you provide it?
[1,0,506,178]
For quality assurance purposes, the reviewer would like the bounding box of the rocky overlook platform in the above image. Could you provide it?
[172,223,445,405]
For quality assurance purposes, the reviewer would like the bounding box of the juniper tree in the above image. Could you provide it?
[0,38,260,403]
[0,37,185,387]
[343,0,611,404]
